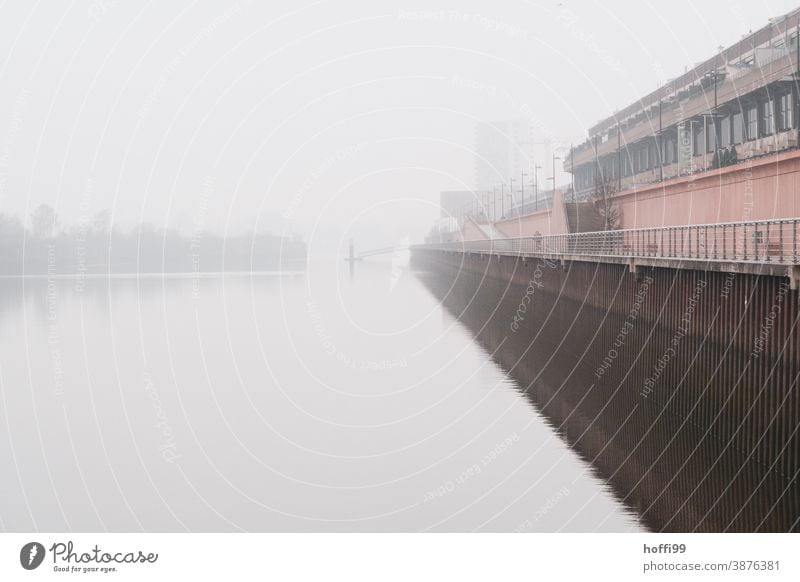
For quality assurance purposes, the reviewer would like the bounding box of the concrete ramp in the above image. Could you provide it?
[477,223,506,239]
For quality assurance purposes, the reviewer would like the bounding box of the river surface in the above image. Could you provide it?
[0,258,640,531]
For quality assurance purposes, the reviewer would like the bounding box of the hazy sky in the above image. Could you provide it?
[0,0,795,251]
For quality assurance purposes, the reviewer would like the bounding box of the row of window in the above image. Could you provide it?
[575,91,796,187]
[690,95,792,158]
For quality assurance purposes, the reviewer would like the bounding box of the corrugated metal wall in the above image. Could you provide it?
[413,250,800,532]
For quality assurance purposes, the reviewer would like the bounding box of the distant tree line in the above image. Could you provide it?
[0,204,306,275]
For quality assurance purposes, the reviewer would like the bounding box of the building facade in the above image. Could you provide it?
[475,120,533,191]
[567,9,800,207]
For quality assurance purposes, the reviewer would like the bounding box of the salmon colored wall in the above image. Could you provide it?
[494,190,569,238]
[461,218,488,241]
[456,152,799,241]
[613,149,800,229]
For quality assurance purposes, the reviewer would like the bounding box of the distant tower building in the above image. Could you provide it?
[474,120,533,191]
[439,190,475,220]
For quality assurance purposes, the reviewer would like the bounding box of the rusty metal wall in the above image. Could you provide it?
[412,250,800,532]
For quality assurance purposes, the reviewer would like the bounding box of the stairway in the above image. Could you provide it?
[564,202,605,233]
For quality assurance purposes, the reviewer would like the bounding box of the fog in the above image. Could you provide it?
[2,0,799,542]
[0,0,794,254]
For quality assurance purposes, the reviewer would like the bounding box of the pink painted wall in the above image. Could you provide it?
[613,149,800,229]
[461,218,488,241]
[494,190,569,238]
[457,152,799,242]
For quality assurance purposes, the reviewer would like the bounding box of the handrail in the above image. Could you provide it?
[417,218,800,266]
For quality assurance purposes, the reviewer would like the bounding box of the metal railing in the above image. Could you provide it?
[418,219,800,265]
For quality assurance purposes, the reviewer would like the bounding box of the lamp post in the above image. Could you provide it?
[658,98,664,182]
[687,119,701,173]
[704,69,723,167]
[569,144,574,197]
[520,170,527,214]
[550,155,561,201]
[534,165,542,210]
[509,177,515,216]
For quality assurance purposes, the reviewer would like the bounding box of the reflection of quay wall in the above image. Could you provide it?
[413,250,800,532]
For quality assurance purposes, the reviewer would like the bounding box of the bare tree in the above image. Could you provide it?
[30,203,59,239]
[590,175,622,231]
[92,209,112,236]
[0,213,25,240]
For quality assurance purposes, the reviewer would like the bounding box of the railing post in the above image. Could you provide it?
[422,219,795,267]
[713,225,717,260]
[670,227,674,257]
[743,223,748,261]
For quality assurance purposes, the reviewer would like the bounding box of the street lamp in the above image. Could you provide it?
[549,155,561,203]
[705,70,723,160]
[534,165,542,210]
[509,177,515,216]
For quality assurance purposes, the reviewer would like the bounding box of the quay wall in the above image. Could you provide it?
[413,249,800,531]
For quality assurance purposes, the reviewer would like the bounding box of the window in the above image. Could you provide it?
[665,138,676,164]
[694,123,705,155]
[746,105,758,140]
[721,115,731,146]
[762,99,775,136]
[779,93,792,131]
[733,111,744,143]
[707,118,717,153]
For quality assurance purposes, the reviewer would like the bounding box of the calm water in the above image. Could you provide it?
[0,258,639,531]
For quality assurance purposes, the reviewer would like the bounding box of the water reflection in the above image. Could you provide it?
[415,264,800,532]
[0,263,638,531]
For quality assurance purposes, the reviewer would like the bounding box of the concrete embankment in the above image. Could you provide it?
[413,249,800,532]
